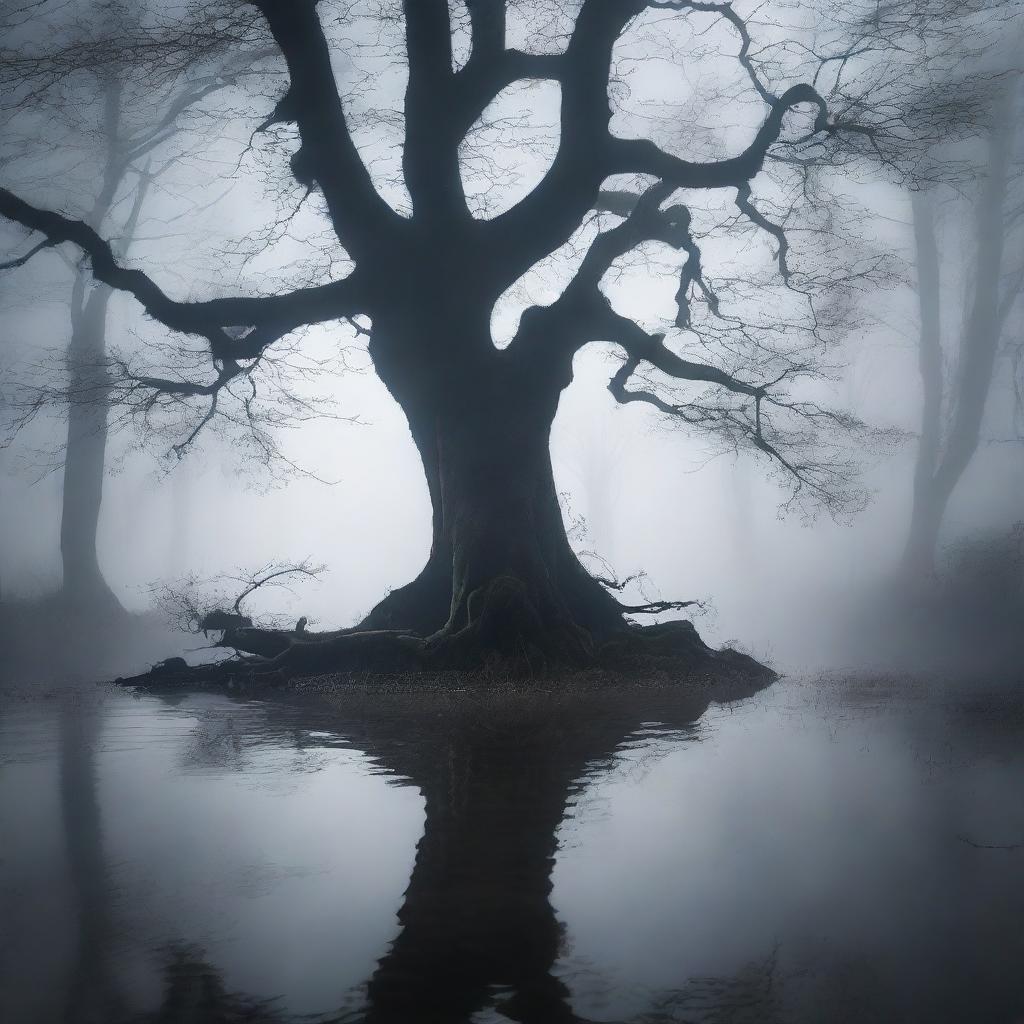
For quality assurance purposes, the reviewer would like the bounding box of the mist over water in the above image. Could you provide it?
[2,679,1022,1023]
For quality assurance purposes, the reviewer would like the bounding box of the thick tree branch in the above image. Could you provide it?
[458,5,836,297]
[454,49,564,139]
[0,235,57,270]
[574,182,678,290]
[508,165,847,506]
[0,188,369,358]
[514,179,720,355]
[494,24,830,287]
[485,0,646,281]
[466,0,506,62]
[403,0,466,216]
[606,84,828,184]
[599,314,761,397]
[253,0,402,257]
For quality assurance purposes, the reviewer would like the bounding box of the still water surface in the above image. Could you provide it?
[1,675,1022,1023]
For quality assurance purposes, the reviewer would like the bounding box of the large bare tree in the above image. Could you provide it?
[0,0,874,676]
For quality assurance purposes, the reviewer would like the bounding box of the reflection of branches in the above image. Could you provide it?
[137,943,284,1024]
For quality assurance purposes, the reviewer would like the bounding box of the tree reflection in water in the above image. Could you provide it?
[59,696,124,1024]
[138,945,282,1024]
[37,674,1024,1023]
[121,673,769,1024]
[354,683,758,1024]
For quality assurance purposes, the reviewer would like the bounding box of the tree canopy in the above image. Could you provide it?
[0,0,898,676]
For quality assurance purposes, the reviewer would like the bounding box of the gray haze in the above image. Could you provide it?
[3,6,1024,1024]
[2,2,1021,681]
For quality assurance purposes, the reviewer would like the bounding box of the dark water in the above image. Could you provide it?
[1,675,1022,1023]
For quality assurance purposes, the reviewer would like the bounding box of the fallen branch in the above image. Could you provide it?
[957,833,1024,851]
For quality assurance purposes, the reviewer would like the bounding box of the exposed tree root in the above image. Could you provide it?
[112,578,774,692]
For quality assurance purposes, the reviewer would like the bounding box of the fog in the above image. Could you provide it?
[2,4,1021,681]
[1,1,1022,1021]
[4,284,1021,673]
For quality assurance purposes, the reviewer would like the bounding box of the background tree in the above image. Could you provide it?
[0,1,276,617]
[903,81,1023,577]
[0,0,879,676]
[781,0,1024,578]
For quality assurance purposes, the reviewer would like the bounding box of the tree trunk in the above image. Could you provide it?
[361,336,626,662]
[903,96,1012,580]
[59,76,147,618]
[60,279,122,614]
[170,315,770,680]
[904,192,944,578]
[903,483,946,582]
[434,381,616,651]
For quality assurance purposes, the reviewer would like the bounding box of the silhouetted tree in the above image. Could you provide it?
[0,2,272,617]
[0,0,879,675]
[904,83,1023,576]
[787,0,1024,577]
